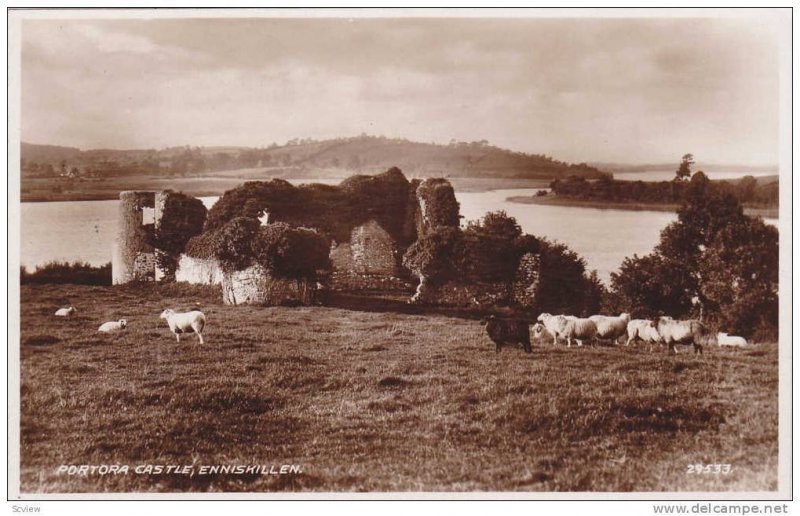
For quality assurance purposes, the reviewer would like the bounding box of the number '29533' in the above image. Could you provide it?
[686,464,732,474]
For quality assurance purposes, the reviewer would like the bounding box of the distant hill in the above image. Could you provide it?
[21,142,82,163]
[20,136,606,181]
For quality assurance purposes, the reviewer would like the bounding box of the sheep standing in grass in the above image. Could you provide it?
[160,309,206,344]
[481,315,532,354]
[98,319,127,332]
[55,306,75,317]
[536,313,570,345]
[656,317,714,354]
[533,318,596,347]
[589,313,631,344]
[563,317,599,347]
[626,319,663,347]
[717,333,747,347]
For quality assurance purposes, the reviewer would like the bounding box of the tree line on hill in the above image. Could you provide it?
[21,135,606,181]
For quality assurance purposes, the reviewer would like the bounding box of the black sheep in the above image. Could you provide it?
[480,315,532,354]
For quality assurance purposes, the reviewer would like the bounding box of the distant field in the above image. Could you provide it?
[19,284,778,493]
[21,172,550,202]
[508,194,780,219]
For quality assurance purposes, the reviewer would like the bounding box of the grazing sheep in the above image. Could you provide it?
[589,313,631,344]
[536,313,571,345]
[626,319,663,346]
[533,318,596,347]
[481,315,532,354]
[562,317,598,347]
[55,306,75,317]
[160,309,206,344]
[656,317,714,354]
[717,332,747,347]
[98,319,127,332]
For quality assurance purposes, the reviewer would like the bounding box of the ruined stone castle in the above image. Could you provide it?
[112,168,541,308]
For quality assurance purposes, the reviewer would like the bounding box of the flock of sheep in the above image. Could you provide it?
[482,312,749,355]
[54,303,748,356]
[54,305,207,344]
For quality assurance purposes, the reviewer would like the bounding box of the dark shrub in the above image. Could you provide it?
[212,217,261,271]
[203,168,416,246]
[20,261,111,286]
[252,223,332,279]
[463,211,523,283]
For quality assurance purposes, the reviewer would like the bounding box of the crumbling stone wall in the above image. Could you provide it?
[412,281,510,308]
[222,264,316,306]
[132,252,158,282]
[510,253,541,308]
[327,220,414,291]
[412,252,541,308]
[175,254,224,285]
[350,221,397,274]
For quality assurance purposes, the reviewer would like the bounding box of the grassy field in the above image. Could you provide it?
[507,194,780,219]
[19,283,778,493]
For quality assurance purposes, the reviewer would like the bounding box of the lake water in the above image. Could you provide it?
[19,186,778,284]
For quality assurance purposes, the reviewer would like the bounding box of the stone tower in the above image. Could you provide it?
[112,191,158,285]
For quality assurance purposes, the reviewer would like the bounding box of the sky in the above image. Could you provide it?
[19,14,782,165]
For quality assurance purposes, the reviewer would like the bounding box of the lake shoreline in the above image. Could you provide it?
[507,194,779,219]
[20,176,552,202]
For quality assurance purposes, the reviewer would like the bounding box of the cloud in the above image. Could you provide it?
[19,15,781,165]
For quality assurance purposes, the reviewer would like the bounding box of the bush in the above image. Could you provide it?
[463,211,523,283]
[402,226,467,283]
[204,168,416,245]
[403,210,604,315]
[153,191,208,279]
[185,218,331,279]
[21,261,111,285]
[252,223,331,279]
[210,217,261,272]
[534,239,605,316]
[155,191,207,256]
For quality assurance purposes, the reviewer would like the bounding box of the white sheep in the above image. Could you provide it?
[589,313,631,344]
[160,309,206,344]
[98,319,127,332]
[717,332,747,347]
[561,317,598,347]
[626,319,663,346]
[55,306,76,317]
[536,313,570,345]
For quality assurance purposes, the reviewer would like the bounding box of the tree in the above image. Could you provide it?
[698,217,778,337]
[463,211,523,283]
[534,239,605,317]
[675,153,695,181]
[609,253,693,318]
[610,167,779,338]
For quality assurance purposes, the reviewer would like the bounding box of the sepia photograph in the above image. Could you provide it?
[7,7,792,501]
